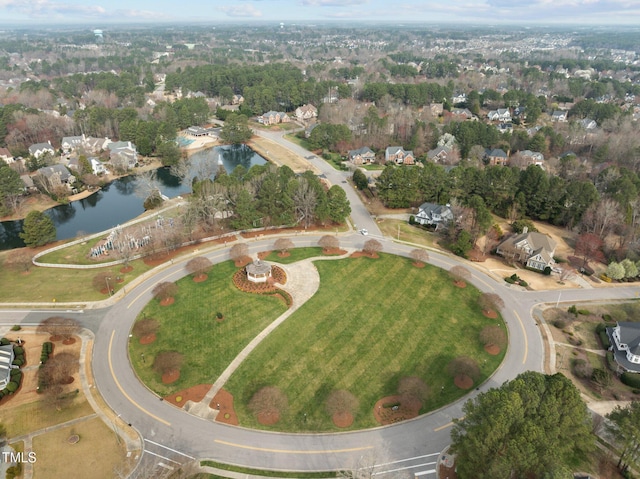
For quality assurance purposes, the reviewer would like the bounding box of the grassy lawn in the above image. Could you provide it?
[261,247,325,264]
[377,219,438,248]
[0,254,152,302]
[36,236,108,265]
[224,254,505,432]
[129,260,288,396]
[0,399,94,438]
[32,417,126,479]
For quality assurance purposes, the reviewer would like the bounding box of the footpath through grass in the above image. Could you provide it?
[225,253,505,432]
[130,260,288,396]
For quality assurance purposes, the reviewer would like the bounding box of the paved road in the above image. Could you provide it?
[3,130,640,477]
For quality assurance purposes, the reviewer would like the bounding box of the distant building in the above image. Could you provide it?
[414,203,453,229]
[385,146,415,165]
[0,344,15,390]
[348,147,376,165]
[28,141,55,159]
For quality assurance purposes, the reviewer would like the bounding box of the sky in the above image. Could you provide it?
[0,0,639,26]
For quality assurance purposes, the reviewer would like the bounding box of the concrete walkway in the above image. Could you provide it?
[187,251,353,420]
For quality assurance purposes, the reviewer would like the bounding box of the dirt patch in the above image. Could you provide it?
[277,251,291,258]
[350,251,379,259]
[159,297,175,306]
[374,395,421,425]
[234,256,253,268]
[332,411,354,428]
[453,280,467,288]
[139,333,156,345]
[143,244,201,267]
[323,248,347,255]
[482,309,498,319]
[210,389,239,426]
[454,374,474,389]
[257,410,280,425]
[193,274,208,283]
[62,337,76,345]
[439,462,458,479]
[412,261,426,268]
[164,384,211,406]
[120,265,134,274]
[49,335,64,342]
[484,344,501,355]
[257,251,271,260]
[161,369,180,384]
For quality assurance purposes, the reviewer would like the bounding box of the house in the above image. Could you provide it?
[427,146,452,163]
[295,104,318,122]
[414,203,453,229]
[551,110,568,122]
[450,108,474,120]
[186,126,209,137]
[607,322,640,373]
[487,109,512,122]
[36,164,75,188]
[385,146,415,165]
[20,174,37,193]
[0,344,15,390]
[348,147,375,165]
[579,118,597,130]
[28,141,55,159]
[496,228,557,271]
[90,158,107,175]
[259,111,290,125]
[451,93,467,104]
[107,141,138,169]
[231,94,244,105]
[429,103,444,116]
[516,150,544,167]
[0,147,14,164]
[485,148,509,166]
[61,135,85,154]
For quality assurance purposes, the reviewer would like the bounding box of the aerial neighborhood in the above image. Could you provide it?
[0,20,640,479]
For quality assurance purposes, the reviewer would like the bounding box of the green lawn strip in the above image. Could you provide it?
[129,260,288,396]
[200,461,337,478]
[0,258,152,302]
[0,399,95,438]
[262,247,324,264]
[224,254,505,432]
[36,236,108,265]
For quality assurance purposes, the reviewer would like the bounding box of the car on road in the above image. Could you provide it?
[360,229,368,235]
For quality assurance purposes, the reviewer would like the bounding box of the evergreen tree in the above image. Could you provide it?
[20,210,56,247]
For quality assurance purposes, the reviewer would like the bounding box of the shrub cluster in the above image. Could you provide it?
[40,341,53,364]
[504,273,528,287]
[621,372,640,389]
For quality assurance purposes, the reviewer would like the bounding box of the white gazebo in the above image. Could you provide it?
[246,260,272,283]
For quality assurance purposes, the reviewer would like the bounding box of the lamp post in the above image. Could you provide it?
[105,276,112,296]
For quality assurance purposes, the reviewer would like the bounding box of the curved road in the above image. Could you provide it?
[4,130,639,477]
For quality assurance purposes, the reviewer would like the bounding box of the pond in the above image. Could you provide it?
[0,144,267,250]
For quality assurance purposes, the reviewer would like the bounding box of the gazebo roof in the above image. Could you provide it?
[246,260,271,275]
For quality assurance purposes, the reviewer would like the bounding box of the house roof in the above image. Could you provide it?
[0,344,14,385]
[617,322,640,357]
[29,142,54,154]
[418,202,452,217]
[246,260,271,275]
[0,147,13,158]
[427,146,450,159]
[500,231,557,256]
[349,147,374,157]
[486,148,507,158]
[37,164,72,180]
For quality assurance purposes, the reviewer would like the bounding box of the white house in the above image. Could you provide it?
[0,147,14,164]
[28,141,55,159]
[608,322,640,373]
[496,228,557,271]
[348,147,375,165]
[295,104,318,122]
[551,111,568,122]
[385,146,415,165]
[414,203,453,229]
[487,109,511,122]
[90,158,107,175]
[0,344,15,390]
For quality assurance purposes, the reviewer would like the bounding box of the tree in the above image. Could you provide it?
[19,210,56,247]
[574,232,605,270]
[185,256,212,278]
[92,271,115,294]
[248,386,288,418]
[352,168,368,190]
[479,325,507,348]
[152,351,183,375]
[3,251,33,273]
[0,162,24,216]
[451,372,595,479]
[229,243,249,263]
[620,258,638,279]
[398,376,429,404]
[363,239,382,255]
[152,282,178,301]
[606,261,625,280]
[318,235,339,251]
[606,401,640,474]
[38,317,80,341]
[449,265,470,285]
[478,293,504,314]
[410,248,429,265]
[325,390,359,416]
[273,238,294,255]
[219,113,253,145]
[132,317,159,338]
[40,351,79,388]
[326,186,351,224]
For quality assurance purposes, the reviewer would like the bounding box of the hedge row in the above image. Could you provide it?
[621,372,640,389]
[41,341,53,364]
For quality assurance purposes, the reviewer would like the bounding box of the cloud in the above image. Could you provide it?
[301,0,368,6]
[219,4,263,17]
[0,0,107,17]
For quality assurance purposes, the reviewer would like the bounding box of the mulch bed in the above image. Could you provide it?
[277,251,291,258]
[454,374,474,389]
[139,333,156,345]
[60,376,75,385]
[159,297,175,306]
[453,280,467,288]
[257,410,281,425]
[482,309,498,319]
[412,261,426,268]
[164,384,211,407]
[350,251,379,259]
[257,251,271,260]
[193,274,208,283]
[161,369,180,384]
[332,412,354,428]
[120,265,134,274]
[234,256,253,268]
[210,389,239,425]
[323,248,347,255]
[62,337,76,345]
[439,462,458,479]
[49,335,64,342]
[374,395,421,425]
[484,343,500,355]
[143,244,199,267]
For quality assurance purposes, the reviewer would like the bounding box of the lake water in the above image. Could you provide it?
[0,144,267,250]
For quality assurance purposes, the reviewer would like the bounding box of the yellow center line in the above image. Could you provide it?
[108,330,171,426]
[214,439,373,454]
[434,421,455,432]
[513,309,528,364]
[127,271,178,309]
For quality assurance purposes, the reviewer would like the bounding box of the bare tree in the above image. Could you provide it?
[185,256,212,278]
[40,351,79,388]
[580,198,624,239]
[479,325,507,348]
[4,251,33,272]
[478,293,505,314]
[318,235,339,251]
[152,351,183,375]
[363,239,383,255]
[325,390,359,416]
[558,264,577,283]
[273,238,294,254]
[229,243,249,263]
[446,356,481,381]
[152,282,178,301]
[574,232,606,270]
[132,318,159,338]
[248,386,289,417]
[293,177,318,228]
[398,376,429,403]
[449,265,471,284]
[92,271,115,294]
[410,248,429,265]
[38,317,80,341]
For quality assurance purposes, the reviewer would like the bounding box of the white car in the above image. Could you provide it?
[360,229,368,235]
